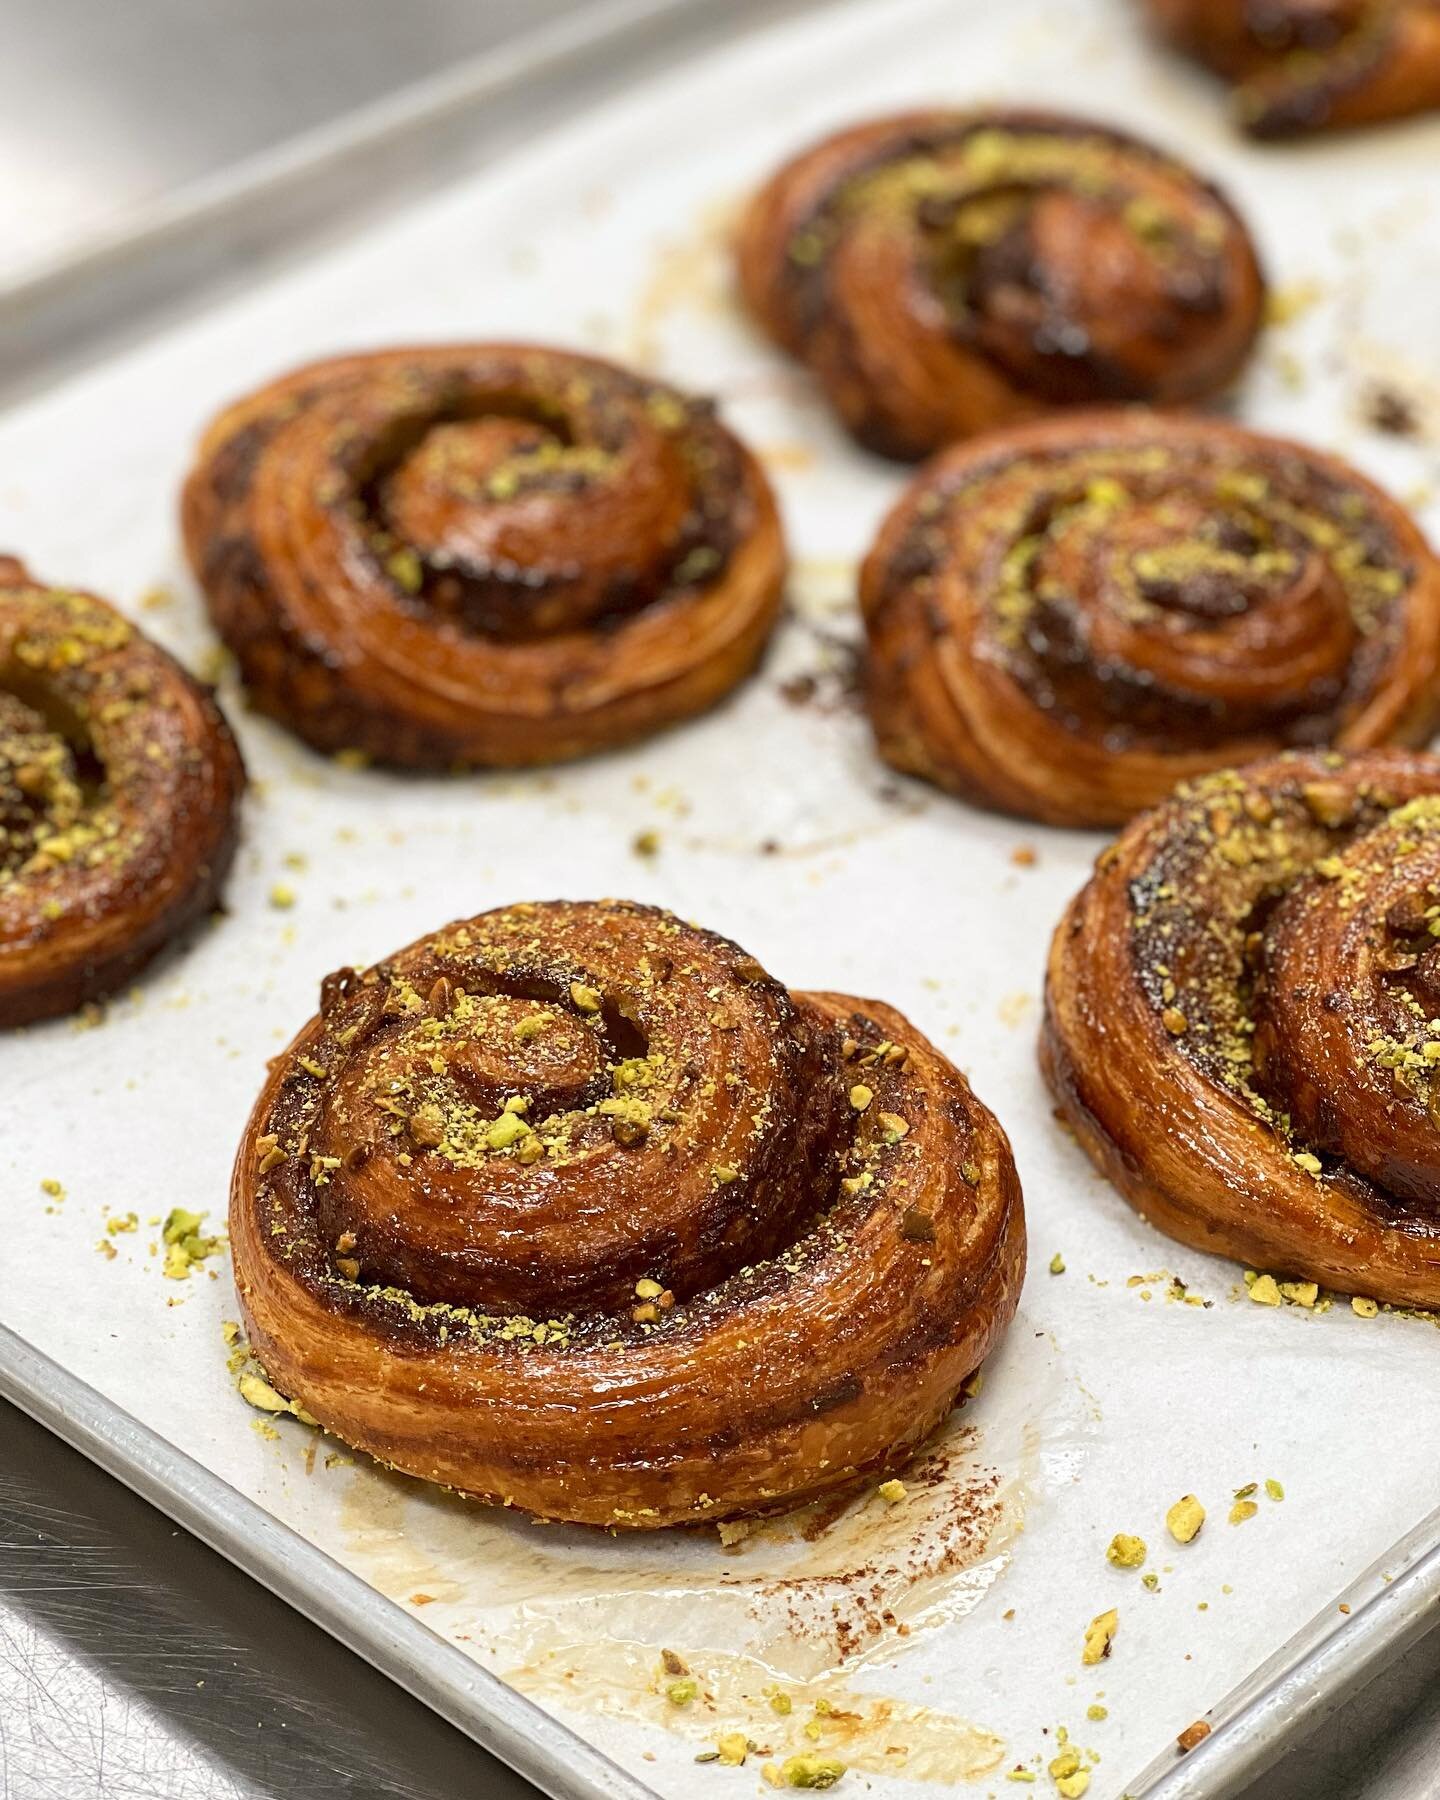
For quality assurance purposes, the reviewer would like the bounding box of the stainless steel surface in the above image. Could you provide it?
[0,0,582,284]
[0,1324,650,1800]
[5,3,1440,1796]
[0,1394,539,1800]
[0,0,821,402]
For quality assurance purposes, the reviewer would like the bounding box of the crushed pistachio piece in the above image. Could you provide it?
[665,1678,698,1707]
[161,1207,222,1280]
[486,1109,532,1150]
[269,883,296,910]
[1247,1274,1283,1307]
[877,1111,909,1143]
[1167,1495,1206,1544]
[570,981,602,1014]
[1082,1608,1118,1665]
[1050,1252,1066,1276]
[767,1754,846,1790]
[1106,1533,1146,1569]
[1087,1704,1108,1721]
[1352,1296,1380,1318]
[238,1372,294,1415]
[877,1478,907,1504]
[1229,1499,1259,1525]
[1265,1479,1285,1502]
[716,1734,749,1766]
[848,1084,873,1112]
[1049,1745,1090,1798]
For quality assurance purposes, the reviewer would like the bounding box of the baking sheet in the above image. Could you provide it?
[4,0,1440,1795]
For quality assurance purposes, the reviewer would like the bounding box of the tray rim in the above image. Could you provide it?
[0,1321,654,1800]
[4,1,1440,1794]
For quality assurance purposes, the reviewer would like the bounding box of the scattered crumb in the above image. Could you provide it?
[1106,1534,1146,1569]
[161,1208,223,1280]
[269,883,297,910]
[1363,384,1418,438]
[1081,1609,1118,1666]
[1177,1721,1212,1753]
[1167,1496,1206,1544]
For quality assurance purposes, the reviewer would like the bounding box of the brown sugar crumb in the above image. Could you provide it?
[1177,1721,1212,1752]
[1363,384,1419,438]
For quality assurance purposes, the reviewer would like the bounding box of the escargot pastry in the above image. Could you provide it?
[736,109,1265,459]
[0,558,244,1028]
[860,412,1440,828]
[1043,749,1440,1307]
[230,900,1025,1526]
[181,345,785,768]
[1142,0,1440,137]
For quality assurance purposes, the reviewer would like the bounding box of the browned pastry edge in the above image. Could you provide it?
[0,558,244,1027]
[1042,748,1440,1305]
[181,344,786,770]
[860,410,1440,828]
[737,107,1266,459]
[230,899,1026,1528]
[1142,0,1440,137]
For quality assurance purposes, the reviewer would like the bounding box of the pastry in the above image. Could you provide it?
[182,345,785,768]
[230,900,1026,1526]
[0,558,244,1027]
[861,411,1440,826]
[1043,749,1440,1306]
[737,110,1265,459]
[1143,0,1440,137]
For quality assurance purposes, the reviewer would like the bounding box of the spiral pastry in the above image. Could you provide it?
[860,412,1440,828]
[0,558,244,1028]
[1142,0,1440,137]
[181,345,785,768]
[230,900,1025,1527]
[1042,749,1440,1306]
[735,110,1265,460]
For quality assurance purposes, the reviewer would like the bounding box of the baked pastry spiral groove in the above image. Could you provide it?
[230,900,1025,1527]
[0,558,244,1027]
[181,345,785,769]
[1043,749,1440,1306]
[860,412,1440,827]
[1142,0,1440,137]
[737,109,1265,459]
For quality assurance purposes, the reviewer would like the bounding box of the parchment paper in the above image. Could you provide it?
[4,1,1440,1792]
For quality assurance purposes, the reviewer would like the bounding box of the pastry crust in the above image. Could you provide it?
[230,900,1026,1527]
[0,558,244,1027]
[860,411,1440,827]
[1143,0,1440,137]
[181,345,785,768]
[1042,749,1440,1306]
[736,109,1265,459]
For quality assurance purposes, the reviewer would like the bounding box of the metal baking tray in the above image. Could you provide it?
[5,3,1440,1796]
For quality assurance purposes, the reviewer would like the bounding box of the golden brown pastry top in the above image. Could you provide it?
[737,109,1265,458]
[0,558,244,1027]
[1043,749,1440,1305]
[861,411,1440,827]
[231,900,1025,1527]
[182,344,785,769]
[1143,0,1440,136]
